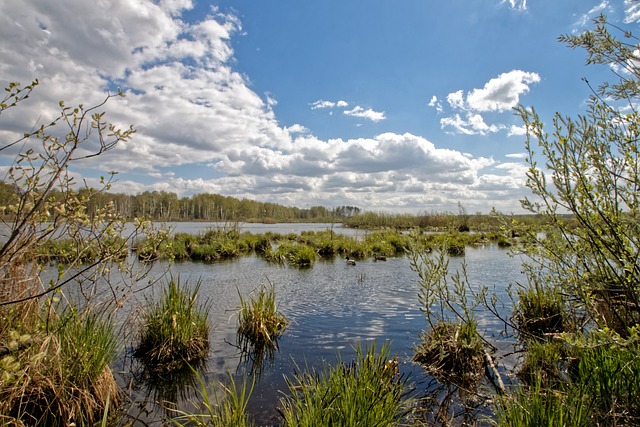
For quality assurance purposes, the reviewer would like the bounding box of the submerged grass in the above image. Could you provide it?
[135,276,210,372]
[279,342,410,427]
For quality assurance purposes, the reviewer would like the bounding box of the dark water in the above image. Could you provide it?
[113,228,525,425]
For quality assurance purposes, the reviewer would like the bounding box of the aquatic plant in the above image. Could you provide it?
[264,241,316,267]
[170,372,254,427]
[513,281,565,341]
[413,319,485,390]
[516,340,566,387]
[135,277,210,372]
[237,284,287,352]
[279,342,410,427]
[494,377,590,427]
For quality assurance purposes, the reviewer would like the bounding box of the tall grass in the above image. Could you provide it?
[1,307,119,426]
[171,371,254,427]
[135,276,210,372]
[279,342,410,427]
[513,282,565,341]
[494,378,591,427]
[237,284,288,354]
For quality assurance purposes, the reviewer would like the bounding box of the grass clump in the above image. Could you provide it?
[413,319,485,390]
[264,242,317,267]
[237,284,288,354]
[1,307,119,426]
[171,371,254,427]
[513,282,565,341]
[494,377,591,427]
[135,276,210,372]
[279,342,410,427]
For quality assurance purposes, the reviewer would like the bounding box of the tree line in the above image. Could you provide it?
[0,181,360,222]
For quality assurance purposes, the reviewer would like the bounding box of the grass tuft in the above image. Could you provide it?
[170,371,254,427]
[1,307,119,426]
[413,319,485,390]
[513,282,565,341]
[279,342,410,427]
[237,284,288,354]
[135,276,210,372]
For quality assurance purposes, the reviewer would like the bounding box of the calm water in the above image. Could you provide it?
[112,224,525,426]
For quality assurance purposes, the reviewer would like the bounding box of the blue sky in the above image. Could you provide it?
[0,0,638,213]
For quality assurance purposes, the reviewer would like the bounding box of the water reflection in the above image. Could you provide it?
[111,243,524,425]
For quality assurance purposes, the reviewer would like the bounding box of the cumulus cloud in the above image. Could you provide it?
[0,0,530,213]
[438,70,540,136]
[466,71,541,112]
[343,106,386,122]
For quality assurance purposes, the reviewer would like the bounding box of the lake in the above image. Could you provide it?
[112,223,525,425]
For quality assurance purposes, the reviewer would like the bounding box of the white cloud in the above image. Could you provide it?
[343,106,386,122]
[501,0,527,11]
[507,124,527,136]
[574,1,611,30]
[436,70,540,136]
[625,0,640,23]
[466,70,540,112]
[311,99,337,109]
[441,113,502,135]
[428,95,443,113]
[0,0,531,213]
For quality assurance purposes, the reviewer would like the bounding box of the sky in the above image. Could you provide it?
[0,0,638,214]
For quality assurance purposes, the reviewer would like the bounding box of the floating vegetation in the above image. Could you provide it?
[279,342,410,427]
[135,277,210,372]
[263,241,317,267]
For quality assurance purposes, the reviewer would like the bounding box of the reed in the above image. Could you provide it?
[237,284,287,351]
[135,276,210,372]
[279,342,410,427]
